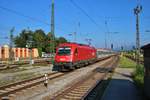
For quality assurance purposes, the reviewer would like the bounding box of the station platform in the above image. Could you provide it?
[101,68,142,100]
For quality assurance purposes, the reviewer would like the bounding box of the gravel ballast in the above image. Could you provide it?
[14,57,115,100]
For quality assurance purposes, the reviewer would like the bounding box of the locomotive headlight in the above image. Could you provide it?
[70,56,72,62]
[92,52,95,56]
[70,55,73,62]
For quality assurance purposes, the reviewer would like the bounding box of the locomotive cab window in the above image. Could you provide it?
[58,47,71,55]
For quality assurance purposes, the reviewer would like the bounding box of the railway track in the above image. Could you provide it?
[0,72,65,99]
[51,56,119,100]
[124,54,144,64]
[0,59,51,71]
[0,55,117,100]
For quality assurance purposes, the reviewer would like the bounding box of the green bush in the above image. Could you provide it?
[119,56,136,68]
[133,65,144,87]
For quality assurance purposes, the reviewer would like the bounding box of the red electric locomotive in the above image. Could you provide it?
[53,43,97,71]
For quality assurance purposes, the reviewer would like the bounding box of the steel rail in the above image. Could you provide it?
[51,56,119,100]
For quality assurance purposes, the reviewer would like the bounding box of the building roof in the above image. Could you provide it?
[141,43,150,50]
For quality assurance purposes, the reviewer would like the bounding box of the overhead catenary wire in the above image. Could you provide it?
[70,0,103,30]
[0,6,50,26]
[0,5,71,34]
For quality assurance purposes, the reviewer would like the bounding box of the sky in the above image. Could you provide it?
[0,0,150,50]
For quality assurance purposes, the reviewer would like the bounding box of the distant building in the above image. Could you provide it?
[0,45,39,60]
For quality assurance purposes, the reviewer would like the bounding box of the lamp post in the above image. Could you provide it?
[26,35,33,65]
[9,27,15,64]
[25,28,34,65]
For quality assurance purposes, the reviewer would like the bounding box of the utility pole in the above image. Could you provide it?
[74,32,76,42]
[9,27,15,64]
[85,38,92,46]
[105,21,108,49]
[111,43,113,50]
[134,4,142,66]
[51,0,55,55]
[74,22,80,43]
[29,35,33,65]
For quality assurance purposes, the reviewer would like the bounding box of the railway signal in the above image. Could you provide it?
[44,74,48,88]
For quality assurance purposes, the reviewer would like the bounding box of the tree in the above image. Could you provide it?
[45,34,68,53]
[14,29,33,47]
[14,28,68,56]
[55,37,67,47]
[33,29,46,56]
[45,32,55,53]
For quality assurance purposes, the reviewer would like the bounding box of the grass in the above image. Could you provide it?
[119,55,144,97]
[0,67,27,73]
[119,56,144,87]
[119,55,144,86]
[119,56,136,68]
[32,63,49,66]
[132,65,145,99]
[132,65,144,88]
[0,63,50,73]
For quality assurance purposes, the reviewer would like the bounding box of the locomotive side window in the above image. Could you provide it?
[58,47,71,55]
[74,48,78,55]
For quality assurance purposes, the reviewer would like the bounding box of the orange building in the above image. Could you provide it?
[0,47,1,58]
[0,45,39,60]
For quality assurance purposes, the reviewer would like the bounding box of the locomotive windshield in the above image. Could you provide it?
[58,47,71,55]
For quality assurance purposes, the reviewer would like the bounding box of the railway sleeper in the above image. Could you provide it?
[0,90,8,93]
[78,87,88,91]
[5,88,14,91]
[70,91,87,94]
[15,91,22,95]
[73,89,88,92]
[63,95,82,99]
[77,85,90,88]
[19,89,31,97]
[20,83,30,86]
[67,92,85,96]
[20,90,27,95]
[15,85,24,88]
[9,86,20,90]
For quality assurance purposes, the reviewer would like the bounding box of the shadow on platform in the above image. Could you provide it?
[115,71,133,78]
[101,79,142,100]
[85,78,143,100]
